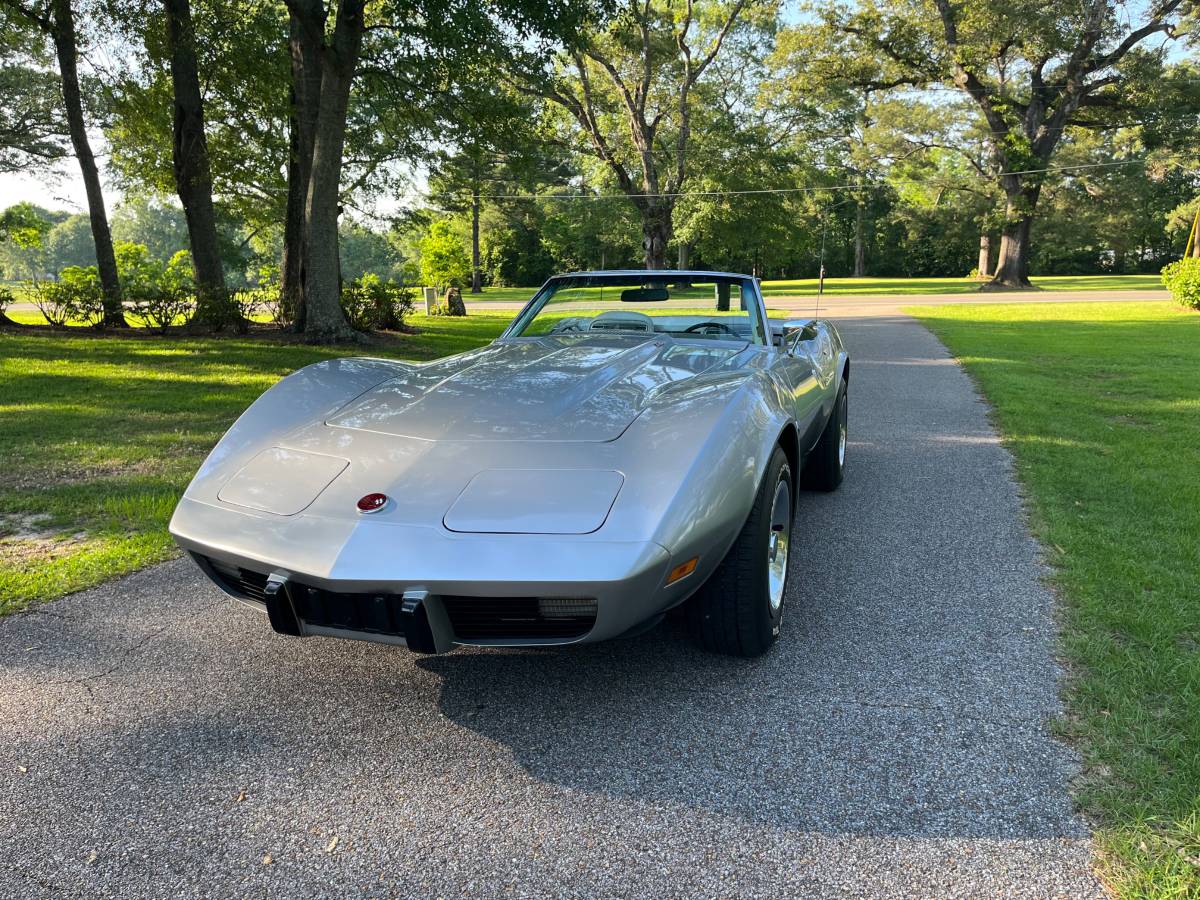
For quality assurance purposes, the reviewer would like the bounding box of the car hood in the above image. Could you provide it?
[325,335,744,442]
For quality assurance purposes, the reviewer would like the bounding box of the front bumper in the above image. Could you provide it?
[171,496,676,649]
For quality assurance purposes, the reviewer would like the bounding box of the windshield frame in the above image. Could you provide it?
[500,272,769,346]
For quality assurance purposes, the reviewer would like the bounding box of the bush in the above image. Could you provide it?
[230,285,286,328]
[1161,257,1200,310]
[34,267,105,327]
[340,275,415,331]
[126,291,194,332]
[0,286,14,317]
[122,248,195,332]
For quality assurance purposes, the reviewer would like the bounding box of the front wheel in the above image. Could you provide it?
[688,446,792,657]
[802,384,847,492]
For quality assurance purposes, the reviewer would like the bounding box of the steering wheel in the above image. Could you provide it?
[684,320,741,337]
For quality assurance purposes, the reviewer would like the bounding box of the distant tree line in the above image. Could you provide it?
[0,0,1197,339]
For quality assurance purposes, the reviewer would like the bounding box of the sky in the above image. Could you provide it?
[0,166,96,214]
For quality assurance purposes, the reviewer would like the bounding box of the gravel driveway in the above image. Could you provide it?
[0,315,1102,898]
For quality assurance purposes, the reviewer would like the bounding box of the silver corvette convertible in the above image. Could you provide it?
[170,270,848,657]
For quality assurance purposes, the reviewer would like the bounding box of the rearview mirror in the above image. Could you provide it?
[621,287,669,302]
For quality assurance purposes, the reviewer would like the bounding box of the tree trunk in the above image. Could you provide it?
[641,203,672,270]
[50,0,125,327]
[281,7,322,331]
[163,0,230,328]
[853,200,866,277]
[977,232,991,277]
[470,189,481,293]
[281,94,306,328]
[987,183,1041,290]
[300,0,364,342]
[677,241,690,269]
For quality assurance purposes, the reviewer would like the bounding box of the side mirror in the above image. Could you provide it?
[782,319,819,351]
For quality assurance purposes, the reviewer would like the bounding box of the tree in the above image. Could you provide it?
[428,86,569,292]
[281,0,364,341]
[0,9,66,173]
[162,0,230,325]
[1139,61,1200,259]
[110,196,191,263]
[0,202,61,279]
[339,220,403,281]
[510,0,764,269]
[419,218,471,289]
[45,212,95,270]
[824,0,1188,288]
[1,0,126,324]
[281,0,605,338]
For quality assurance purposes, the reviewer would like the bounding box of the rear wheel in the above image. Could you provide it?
[688,446,792,657]
[803,384,847,492]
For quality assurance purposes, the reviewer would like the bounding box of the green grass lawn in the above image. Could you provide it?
[908,301,1199,897]
[428,274,1164,301]
[760,273,1165,297]
[0,313,517,612]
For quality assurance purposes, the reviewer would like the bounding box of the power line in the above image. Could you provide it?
[437,154,1191,205]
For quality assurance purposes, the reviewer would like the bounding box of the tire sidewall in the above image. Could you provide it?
[834,386,848,479]
[758,450,792,645]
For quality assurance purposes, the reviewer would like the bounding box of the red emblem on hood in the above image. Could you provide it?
[356,493,388,513]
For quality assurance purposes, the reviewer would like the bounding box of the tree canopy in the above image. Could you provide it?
[0,0,1196,333]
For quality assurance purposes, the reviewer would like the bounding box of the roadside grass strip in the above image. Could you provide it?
[908,300,1199,898]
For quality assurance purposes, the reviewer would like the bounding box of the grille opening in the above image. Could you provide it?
[442,596,596,641]
[206,558,270,602]
[197,557,596,642]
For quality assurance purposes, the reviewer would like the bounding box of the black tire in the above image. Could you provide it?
[802,384,847,492]
[688,446,792,657]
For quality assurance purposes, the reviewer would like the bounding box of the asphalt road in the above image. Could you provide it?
[0,315,1101,898]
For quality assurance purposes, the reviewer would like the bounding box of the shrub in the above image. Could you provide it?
[0,286,14,317]
[1161,257,1200,310]
[340,275,415,331]
[127,291,194,332]
[34,267,105,327]
[122,248,196,332]
[230,285,285,327]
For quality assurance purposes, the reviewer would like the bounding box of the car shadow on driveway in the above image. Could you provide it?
[417,611,1083,841]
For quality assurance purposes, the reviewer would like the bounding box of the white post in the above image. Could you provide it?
[423,286,436,314]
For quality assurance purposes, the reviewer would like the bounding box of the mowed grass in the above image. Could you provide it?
[0,313,517,612]
[404,274,1165,301]
[908,300,1199,897]
[761,273,1164,297]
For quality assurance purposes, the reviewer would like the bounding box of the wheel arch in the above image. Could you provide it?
[776,421,801,499]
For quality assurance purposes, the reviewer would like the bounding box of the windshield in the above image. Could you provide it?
[506,274,766,345]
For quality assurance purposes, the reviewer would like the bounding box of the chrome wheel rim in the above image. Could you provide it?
[838,415,847,467]
[767,476,791,613]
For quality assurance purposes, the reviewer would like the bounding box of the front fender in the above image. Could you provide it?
[618,369,792,572]
[181,356,408,500]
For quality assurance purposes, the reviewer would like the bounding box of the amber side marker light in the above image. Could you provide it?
[666,556,699,585]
